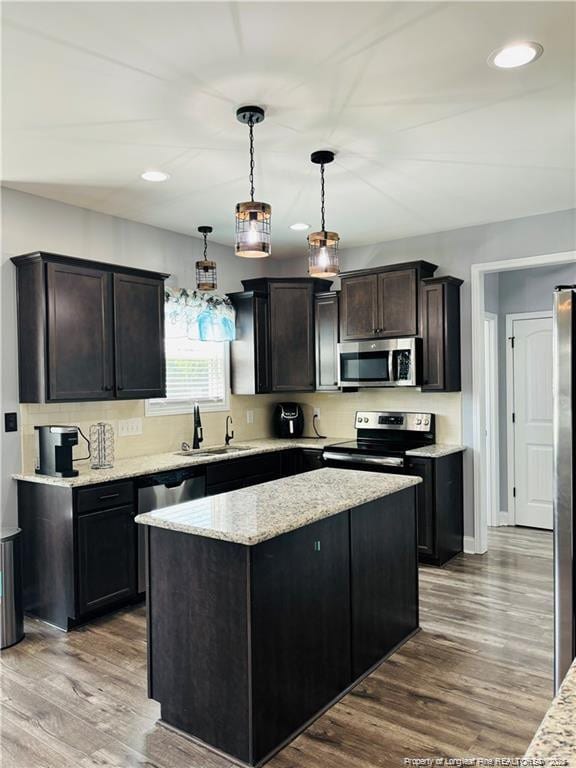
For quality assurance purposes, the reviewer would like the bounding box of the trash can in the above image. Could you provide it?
[0,527,24,649]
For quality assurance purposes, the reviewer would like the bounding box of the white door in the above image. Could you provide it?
[512,315,553,529]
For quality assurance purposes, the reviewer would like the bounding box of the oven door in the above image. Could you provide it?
[323,451,406,471]
[338,339,419,387]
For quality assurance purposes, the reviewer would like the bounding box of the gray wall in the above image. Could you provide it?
[283,209,574,539]
[0,187,283,527]
[492,263,576,513]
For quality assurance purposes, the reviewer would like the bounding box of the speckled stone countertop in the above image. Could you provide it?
[11,437,338,488]
[405,444,465,458]
[135,468,421,545]
[12,438,464,487]
[525,659,576,765]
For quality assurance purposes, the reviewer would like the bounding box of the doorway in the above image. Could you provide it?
[506,312,554,530]
[471,251,575,554]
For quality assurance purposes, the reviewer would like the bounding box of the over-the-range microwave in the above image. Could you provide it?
[337,337,421,387]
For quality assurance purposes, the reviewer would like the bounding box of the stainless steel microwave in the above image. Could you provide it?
[337,338,421,387]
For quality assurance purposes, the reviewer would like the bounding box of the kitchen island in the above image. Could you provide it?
[136,467,421,767]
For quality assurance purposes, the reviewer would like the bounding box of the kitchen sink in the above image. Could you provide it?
[174,445,253,457]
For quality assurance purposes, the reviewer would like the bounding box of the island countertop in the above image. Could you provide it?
[135,467,421,545]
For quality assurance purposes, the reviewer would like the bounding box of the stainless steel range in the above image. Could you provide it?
[323,410,435,470]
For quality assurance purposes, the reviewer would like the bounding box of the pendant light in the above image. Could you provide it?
[195,226,217,291]
[308,150,340,277]
[235,106,271,258]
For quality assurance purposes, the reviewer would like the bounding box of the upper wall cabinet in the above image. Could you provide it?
[421,276,463,392]
[315,291,339,392]
[12,252,169,403]
[339,261,437,341]
[229,278,332,395]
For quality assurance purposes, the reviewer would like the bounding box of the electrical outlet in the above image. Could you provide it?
[313,408,321,419]
[118,418,143,437]
[246,410,254,425]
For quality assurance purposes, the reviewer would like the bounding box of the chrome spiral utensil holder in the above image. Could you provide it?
[89,422,114,469]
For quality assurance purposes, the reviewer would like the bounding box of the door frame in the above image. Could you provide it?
[483,312,500,528]
[471,250,575,554]
[505,310,553,528]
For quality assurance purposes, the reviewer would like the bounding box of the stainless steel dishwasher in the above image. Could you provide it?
[137,467,206,593]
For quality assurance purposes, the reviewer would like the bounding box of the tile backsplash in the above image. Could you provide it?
[20,390,461,473]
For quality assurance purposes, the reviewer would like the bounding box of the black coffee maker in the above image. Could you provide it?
[35,425,79,477]
[273,403,304,439]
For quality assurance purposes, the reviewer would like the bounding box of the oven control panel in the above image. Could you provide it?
[354,411,433,431]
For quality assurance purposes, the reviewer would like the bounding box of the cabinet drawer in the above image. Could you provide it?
[77,481,134,513]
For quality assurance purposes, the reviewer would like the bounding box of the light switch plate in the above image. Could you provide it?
[246,410,254,425]
[118,418,143,437]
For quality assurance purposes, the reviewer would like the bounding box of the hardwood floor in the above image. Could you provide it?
[1,526,553,767]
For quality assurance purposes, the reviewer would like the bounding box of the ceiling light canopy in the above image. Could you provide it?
[141,170,170,182]
[489,42,543,69]
[235,106,271,259]
[308,150,340,278]
[290,222,311,231]
[196,226,217,292]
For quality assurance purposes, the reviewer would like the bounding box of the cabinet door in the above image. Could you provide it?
[46,262,114,401]
[377,269,418,337]
[269,283,315,391]
[315,293,339,390]
[113,274,165,399]
[350,490,418,679]
[76,505,137,616]
[340,274,378,340]
[251,513,351,762]
[421,282,445,390]
[406,458,436,557]
[254,294,271,393]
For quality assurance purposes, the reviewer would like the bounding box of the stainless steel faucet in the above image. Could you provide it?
[225,416,234,446]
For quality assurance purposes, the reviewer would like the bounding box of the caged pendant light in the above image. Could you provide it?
[235,106,271,258]
[308,150,340,277]
[195,226,217,291]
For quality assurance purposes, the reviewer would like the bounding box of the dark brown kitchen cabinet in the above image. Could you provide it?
[421,276,463,392]
[77,504,137,615]
[46,261,114,401]
[315,291,339,390]
[269,281,315,392]
[18,479,140,630]
[11,252,168,402]
[340,273,379,340]
[339,261,437,341]
[114,273,165,399]
[406,452,464,566]
[229,278,332,394]
[350,489,418,678]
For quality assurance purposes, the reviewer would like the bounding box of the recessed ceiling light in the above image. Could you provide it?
[289,222,311,231]
[141,170,170,182]
[488,42,543,69]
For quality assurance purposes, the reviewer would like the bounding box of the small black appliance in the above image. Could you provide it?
[273,403,304,439]
[35,425,79,478]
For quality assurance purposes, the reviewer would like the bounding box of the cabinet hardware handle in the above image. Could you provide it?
[98,492,120,500]
[117,386,124,391]
[103,385,113,391]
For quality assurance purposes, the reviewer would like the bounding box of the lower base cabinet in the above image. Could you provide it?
[350,491,418,678]
[18,480,139,630]
[407,452,463,566]
[77,505,137,615]
[148,486,419,766]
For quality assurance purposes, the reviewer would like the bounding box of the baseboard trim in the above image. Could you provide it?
[463,535,476,554]
[498,511,510,526]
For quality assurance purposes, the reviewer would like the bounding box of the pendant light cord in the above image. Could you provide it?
[203,231,208,261]
[249,117,255,202]
[320,163,326,231]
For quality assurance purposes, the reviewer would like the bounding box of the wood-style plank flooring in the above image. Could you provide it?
[1,526,553,767]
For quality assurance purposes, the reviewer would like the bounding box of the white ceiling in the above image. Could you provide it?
[2,1,575,257]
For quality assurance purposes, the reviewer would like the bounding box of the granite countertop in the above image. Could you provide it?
[524,659,576,765]
[12,438,465,488]
[135,467,421,545]
[11,437,338,488]
[405,444,465,458]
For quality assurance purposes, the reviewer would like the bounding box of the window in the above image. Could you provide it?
[146,337,230,415]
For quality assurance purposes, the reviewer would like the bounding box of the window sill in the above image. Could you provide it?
[145,398,230,417]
